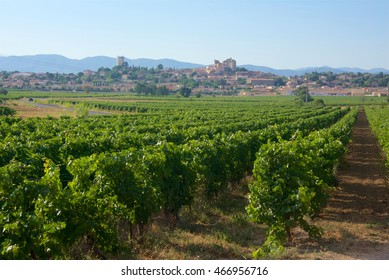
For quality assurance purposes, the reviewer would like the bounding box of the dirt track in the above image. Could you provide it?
[329,110,388,222]
[319,109,388,259]
[292,109,389,259]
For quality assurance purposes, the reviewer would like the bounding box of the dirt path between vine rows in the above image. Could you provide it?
[291,109,389,259]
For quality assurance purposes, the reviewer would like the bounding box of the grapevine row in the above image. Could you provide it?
[1,104,351,259]
[365,106,389,167]
[247,108,358,257]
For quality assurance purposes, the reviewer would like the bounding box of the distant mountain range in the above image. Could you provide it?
[0,55,203,73]
[241,65,389,76]
[0,54,388,76]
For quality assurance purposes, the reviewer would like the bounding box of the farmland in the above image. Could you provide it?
[0,92,388,259]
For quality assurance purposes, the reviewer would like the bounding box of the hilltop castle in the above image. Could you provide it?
[207,58,236,73]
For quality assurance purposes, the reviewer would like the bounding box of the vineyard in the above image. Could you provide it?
[365,106,389,167]
[1,95,388,259]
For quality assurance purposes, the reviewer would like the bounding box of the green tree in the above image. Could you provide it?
[108,70,121,81]
[274,77,286,87]
[326,72,337,82]
[307,72,319,82]
[179,86,192,97]
[294,86,313,102]
[156,85,170,96]
[82,84,92,94]
[237,78,247,85]
[0,88,8,95]
[135,82,147,95]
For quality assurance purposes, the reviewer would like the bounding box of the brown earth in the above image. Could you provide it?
[6,99,113,118]
[289,109,389,259]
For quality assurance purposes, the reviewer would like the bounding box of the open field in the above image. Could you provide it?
[5,99,76,118]
[5,99,115,118]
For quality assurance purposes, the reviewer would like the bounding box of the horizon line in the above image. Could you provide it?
[0,53,388,71]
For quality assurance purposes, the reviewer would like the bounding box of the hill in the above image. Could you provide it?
[241,64,389,76]
[0,55,203,73]
[0,54,388,76]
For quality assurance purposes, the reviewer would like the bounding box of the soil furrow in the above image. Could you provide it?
[291,109,389,259]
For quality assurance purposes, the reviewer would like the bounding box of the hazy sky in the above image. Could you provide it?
[1,0,388,69]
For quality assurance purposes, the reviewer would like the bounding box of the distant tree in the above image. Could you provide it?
[46,72,55,80]
[363,79,372,87]
[179,75,198,89]
[274,77,286,87]
[237,78,247,85]
[375,72,384,79]
[156,85,170,96]
[294,86,313,102]
[326,72,337,82]
[134,82,158,96]
[135,82,147,95]
[108,71,121,81]
[187,79,199,89]
[1,71,10,79]
[82,84,92,94]
[157,64,164,71]
[128,73,139,80]
[179,86,192,97]
[0,88,8,95]
[147,83,157,96]
[307,72,320,82]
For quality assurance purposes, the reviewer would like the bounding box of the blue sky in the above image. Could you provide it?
[1,0,388,69]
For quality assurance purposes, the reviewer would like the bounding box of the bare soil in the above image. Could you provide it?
[6,99,75,118]
[6,99,113,118]
[288,109,389,259]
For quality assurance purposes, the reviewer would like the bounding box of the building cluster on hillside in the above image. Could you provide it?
[206,58,237,74]
[1,57,388,96]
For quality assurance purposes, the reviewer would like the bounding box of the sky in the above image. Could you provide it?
[1,0,388,69]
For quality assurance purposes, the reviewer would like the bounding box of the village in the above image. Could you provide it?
[1,57,388,97]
